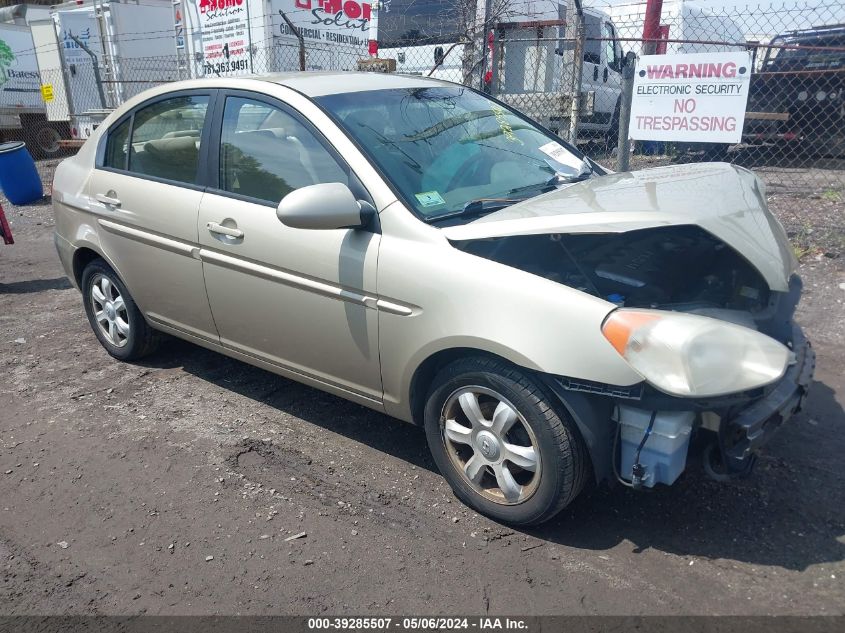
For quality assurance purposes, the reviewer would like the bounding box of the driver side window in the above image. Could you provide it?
[604,22,618,69]
[219,97,347,204]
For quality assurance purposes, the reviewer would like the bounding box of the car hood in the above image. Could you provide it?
[441,163,796,291]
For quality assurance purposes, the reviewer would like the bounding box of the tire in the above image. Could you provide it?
[424,356,587,525]
[604,98,621,153]
[20,115,66,159]
[81,259,161,361]
[31,124,62,159]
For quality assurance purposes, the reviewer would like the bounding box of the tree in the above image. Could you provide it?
[453,0,518,87]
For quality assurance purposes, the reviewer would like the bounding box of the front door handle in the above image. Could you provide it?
[603,67,609,82]
[95,193,121,208]
[207,221,243,239]
[593,66,599,81]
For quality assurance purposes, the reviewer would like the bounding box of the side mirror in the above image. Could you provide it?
[277,182,372,231]
[623,51,636,68]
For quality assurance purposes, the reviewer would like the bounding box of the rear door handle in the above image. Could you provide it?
[207,221,243,239]
[95,193,121,208]
[603,67,609,82]
[593,66,599,81]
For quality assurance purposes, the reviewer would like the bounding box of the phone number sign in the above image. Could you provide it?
[629,51,752,144]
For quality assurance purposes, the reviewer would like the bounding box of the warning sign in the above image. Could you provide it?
[40,84,54,102]
[629,51,752,144]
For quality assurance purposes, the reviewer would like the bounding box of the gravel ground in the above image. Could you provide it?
[0,159,843,616]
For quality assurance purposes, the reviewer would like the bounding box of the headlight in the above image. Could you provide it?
[601,309,791,397]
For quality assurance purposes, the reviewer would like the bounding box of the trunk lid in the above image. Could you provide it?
[442,163,796,291]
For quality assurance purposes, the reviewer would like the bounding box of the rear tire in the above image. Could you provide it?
[81,259,161,361]
[424,356,587,525]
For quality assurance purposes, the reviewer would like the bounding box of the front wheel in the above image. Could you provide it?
[424,357,587,525]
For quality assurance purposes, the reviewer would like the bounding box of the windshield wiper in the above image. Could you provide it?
[505,167,592,197]
[425,161,595,225]
[424,197,521,224]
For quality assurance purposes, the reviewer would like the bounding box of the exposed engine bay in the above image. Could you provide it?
[454,224,810,488]
[454,225,775,331]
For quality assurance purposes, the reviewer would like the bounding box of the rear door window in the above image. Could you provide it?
[100,94,210,185]
[103,117,131,170]
[128,96,209,184]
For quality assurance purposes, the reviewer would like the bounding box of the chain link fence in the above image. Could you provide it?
[2,1,845,216]
[601,1,845,196]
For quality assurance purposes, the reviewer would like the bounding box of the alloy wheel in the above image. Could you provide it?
[440,386,542,505]
[90,274,130,348]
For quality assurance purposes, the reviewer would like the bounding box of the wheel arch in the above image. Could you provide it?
[71,243,128,293]
[408,347,503,427]
[407,345,610,485]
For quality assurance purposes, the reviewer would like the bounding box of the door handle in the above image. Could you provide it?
[207,221,243,239]
[603,67,609,82]
[593,66,599,81]
[95,193,121,208]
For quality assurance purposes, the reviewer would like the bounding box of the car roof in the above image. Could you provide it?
[255,71,458,96]
[146,72,458,99]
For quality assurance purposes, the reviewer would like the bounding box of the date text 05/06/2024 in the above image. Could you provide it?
[307,617,530,630]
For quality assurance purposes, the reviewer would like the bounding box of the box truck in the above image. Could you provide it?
[32,0,176,142]
[0,15,68,157]
[174,0,372,79]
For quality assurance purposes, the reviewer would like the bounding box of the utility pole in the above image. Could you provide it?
[616,55,635,172]
[279,10,306,71]
[568,0,585,145]
[368,1,380,57]
[641,0,664,56]
[69,34,106,109]
[478,0,492,90]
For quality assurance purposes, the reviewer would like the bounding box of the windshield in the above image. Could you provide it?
[316,86,589,221]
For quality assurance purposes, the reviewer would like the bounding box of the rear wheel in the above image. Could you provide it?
[32,124,62,158]
[424,356,587,525]
[81,259,161,361]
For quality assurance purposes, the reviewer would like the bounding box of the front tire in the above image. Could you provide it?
[424,356,587,525]
[81,259,160,361]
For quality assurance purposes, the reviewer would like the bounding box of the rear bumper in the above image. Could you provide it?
[723,325,815,465]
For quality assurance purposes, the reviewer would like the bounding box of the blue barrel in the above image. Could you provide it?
[0,141,44,205]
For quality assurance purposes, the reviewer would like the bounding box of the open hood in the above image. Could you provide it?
[442,163,796,291]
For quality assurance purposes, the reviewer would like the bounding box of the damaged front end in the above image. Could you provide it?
[444,164,815,489]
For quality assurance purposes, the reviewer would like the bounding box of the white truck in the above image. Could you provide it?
[0,10,68,157]
[603,0,746,57]
[381,1,625,143]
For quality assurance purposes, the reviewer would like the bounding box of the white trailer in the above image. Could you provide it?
[36,0,176,141]
[0,14,68,156]
[178,0,372,79]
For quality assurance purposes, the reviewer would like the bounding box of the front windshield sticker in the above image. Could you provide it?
[538,141,583,171]
[415,191,447,207]
[491,104,523,144]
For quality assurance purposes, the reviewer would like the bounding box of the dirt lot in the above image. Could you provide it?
[1,162,844,615]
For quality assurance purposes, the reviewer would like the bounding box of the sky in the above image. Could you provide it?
[584,0,845,37]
